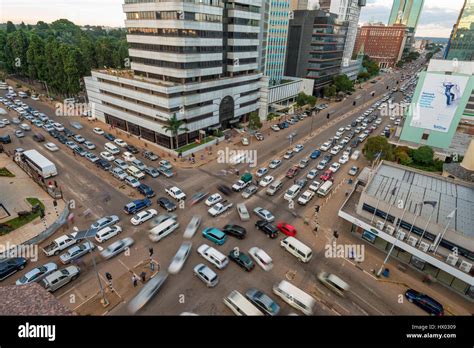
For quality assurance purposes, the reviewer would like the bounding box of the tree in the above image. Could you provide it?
[362,55,380,77]
[363,136,394,162]
[163,115,189,150]
[296,92,307,107]
[6,21,16,33]
[412,146,434,166]
[248,111,262,130]
[333,74,354,93]
[307,95,317,106]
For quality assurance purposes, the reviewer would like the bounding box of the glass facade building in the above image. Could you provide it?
[445,0,474,61]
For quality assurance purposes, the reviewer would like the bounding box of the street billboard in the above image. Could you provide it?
[410,73,469,133]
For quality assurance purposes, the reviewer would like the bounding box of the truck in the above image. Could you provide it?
[316,181,334,197]
[42,233,78,256]
[165,186,186,201]
[22,149,58,178]
[208,200,233,217]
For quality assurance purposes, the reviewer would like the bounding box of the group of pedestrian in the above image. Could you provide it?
[131,271,147,287]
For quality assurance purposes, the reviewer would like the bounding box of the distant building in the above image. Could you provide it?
[285,10,348,95]
[353,24,408,68]
[290,0,309,10]
[388,0,424,56]
[443,139,474,183]
[445,0,474,61]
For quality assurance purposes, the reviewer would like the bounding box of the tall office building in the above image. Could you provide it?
[84,0,262,149]
[388,0,424,54]
[445,0,474,61]
[290,0,309,10]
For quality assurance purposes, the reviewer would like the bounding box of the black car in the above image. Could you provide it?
[350,139,359,148]
[405,289,444,316]
[96,159,112,171]
[58,135,68,144]
[255,220,278,238]
[49,129,60,138]
[32,133,45,142]
[126,144,139,154]
[144,151,159,161]
[223,224,247,240]
[104,133,115,141]
[0,134,11,144]
[228,250,254,272]
[351,121,358,127]
[217,184,232,196]
[0,257,28,281]
[63,128,75,137]
[157,197,177,212]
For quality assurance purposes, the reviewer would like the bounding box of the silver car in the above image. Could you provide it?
[128,272,168,314]
[100,237,134,260]
[16,262,58,285]
[253,207,275,222]
[40,266,80,292]
[193,263,218,287]
[167,241,192,274]
[60,241,95,264]
[183,215,201,239]
[91,215,119,230]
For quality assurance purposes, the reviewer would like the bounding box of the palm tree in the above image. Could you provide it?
[163,114,189,150]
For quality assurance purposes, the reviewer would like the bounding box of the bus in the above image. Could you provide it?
[22,149,58,178]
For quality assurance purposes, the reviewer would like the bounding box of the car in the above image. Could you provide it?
[100,237,134,260]
[165,186,186,200]
[114,138,128,147]
[223,224,247,239]
[19,123,31,131]
[202,227,227,245]
[93,127,104,135]
[52,122,64,132]
[320,142,332,151]
[309,180,321,192]
[246,288,280,316]
[73,134,85,143]
[127,271,168,313]
[193,263,218,287]
[137,183,155,198]
[306,169,318,180]
[0,257,28,281]
[114,158,129,170]
[95,225,123,243]
[70,121,83,130]
[286,166,299,178]
[59,241,95,264]
[100,151,115,161]
[144,166,160,178]
[12,118,22,125]
[111,167,127,180]
[124,175,140,188]
[159,160,173,170]
[259,175,274,187]
[158,197,177,212]
[232,179,249,192]
[91,215,119,230]
[236,203,250,221]
[283,150,294,159]
[255,220,278,238]
[104,133,115,141]
[157,166,174,178]
[339,154,349,164]
[297,190,315,205]
[43,142,59,152]
[318,271,350,297]
[14,129,25,138]
[96,159,112,171]
[124,198,152,215]
[310,150,321,159]
[249,247,273,271]
[320,169,333,181]
[33,120,44,128]
[217,184,232,196]
[40,265,80,292]
[277,222,297,237]
[131,159,146,171]
[83,141,96,150]
[205,193,223,207]
[63,128,74,137]
[228,249,254,272]
[293,144,304,153]
[256,167,268,178]
[74,146,87,157]
[150,213,177,228]
[241,137,249,146]
[254,132,264,141]
[241,185,258,199]
[0,118,10,125]
[208,200,233,217]
[348,166,359,176]
[0,134,11,144]
[125,144,139,154]
[271,124,280,132]
[329,162,341,173]
[405,289,444,316]
[123,151,137,162]
[16,262,58,285]
[168,241,192,274]
[183,215,202,238]
[330,145,342,155]
[253,207,275,222]
[269,159,282,169]
[144,151,159,161]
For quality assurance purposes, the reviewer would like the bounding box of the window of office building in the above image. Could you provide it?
[128,122,140,136]
[140,127,156,142]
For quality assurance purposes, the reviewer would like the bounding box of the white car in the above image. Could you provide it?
[253,207,275,222]
[320,142,331,151]
[159,160,173,170]
[83,141,96,150]
[93,127,104,135]
[375,118,382,125]
[44,142,59,152]
[100,237,134,260]
[339,154,349,164]
[351,150,361,160]
[283,150,294,159]
[307,169,318,180]
[256,167,269,178]
[130,209,158,225]
[205,193,223,207]
[269,159,281,169]
[330,145,342,155]
[114,138,128,148]
[271,124,280,132]
[95,225,122,243]
[329,162,341,173]
[52,122,64,132]
[123,151,137,162]
[165,186,186,200]
[125,176,140,188]
[19,123,31,131]
[100,151,115,161]
[259,175,274,187]
[241,137,249,146]
[297,190,315,205]
[168,241,192,275]
[293,144,304,153]
[309,180,321,192]
[249,247,273,271]
[208,201,233,217]
[183,215,202,239]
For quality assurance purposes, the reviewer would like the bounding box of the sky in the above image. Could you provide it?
[0,0,466,38]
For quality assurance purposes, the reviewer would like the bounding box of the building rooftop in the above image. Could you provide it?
[365,162,474,238]
[443,162,474,183]
[0,283,75,315]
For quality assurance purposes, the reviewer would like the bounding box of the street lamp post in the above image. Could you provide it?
[416,201,437,247]
[86,235,109,307]
[432,209,456,255]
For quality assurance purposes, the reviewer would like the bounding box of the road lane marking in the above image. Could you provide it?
[350,291,384,315]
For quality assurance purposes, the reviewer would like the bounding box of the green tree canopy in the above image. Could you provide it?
[163,115,189,150]
[412,146,434,166]
[363,136,394,162]
[332,74,354,93]
[248,111,262,130]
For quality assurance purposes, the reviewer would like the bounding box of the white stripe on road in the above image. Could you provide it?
[350,290,384,315]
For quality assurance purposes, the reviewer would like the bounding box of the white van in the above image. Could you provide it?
[284,184,301,201]
[223,290,264,316]
[149,219,179,242]
[280,236,313,263]
[273,280,316,316]
[95,225,122,243]
[104,142,120,155]
[127,165,145,179]
[197,244,228,269]
[317,180,333,197]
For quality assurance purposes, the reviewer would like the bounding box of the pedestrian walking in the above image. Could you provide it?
[132,274,138,287]
[140,271,146,282]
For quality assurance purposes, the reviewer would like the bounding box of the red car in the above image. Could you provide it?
[286,166,299,178]
[320,170,333,181]
[277,222,297,237]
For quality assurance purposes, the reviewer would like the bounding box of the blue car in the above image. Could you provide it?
[310,150,321,159]
[137,184,155,198]
[104,133,115,141]
[278,122,289,129]
[202,227,227,246]
[123,198,152,214]
[405,289,444,316]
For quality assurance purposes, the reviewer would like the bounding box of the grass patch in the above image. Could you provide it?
[0,197,45,235]
[0,167,15,177]
[177,136,215,153]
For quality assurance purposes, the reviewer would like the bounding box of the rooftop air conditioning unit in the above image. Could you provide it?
[419,241,429,252]
[395,230,406,241]
[385,225,395,235]
[375,220,385,230]
[407,236,417,247]
[459,261,472,273]
[446,254,459,266]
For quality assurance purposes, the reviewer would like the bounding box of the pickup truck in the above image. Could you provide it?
[232,180,250,192]
[208,201,233,217]
[165,186,186,201]
[42,233,78,256]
